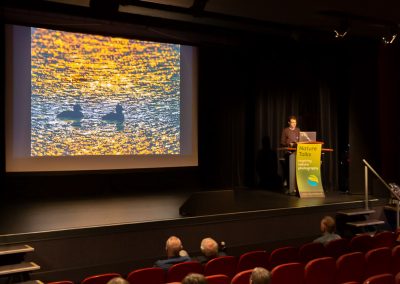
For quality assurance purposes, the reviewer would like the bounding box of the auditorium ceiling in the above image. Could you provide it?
[2,0,400,43]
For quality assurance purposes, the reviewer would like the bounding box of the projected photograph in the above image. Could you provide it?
[31,28,180,156]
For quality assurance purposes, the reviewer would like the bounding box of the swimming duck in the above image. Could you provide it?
[102,104,124,122]
[57,104,84,121]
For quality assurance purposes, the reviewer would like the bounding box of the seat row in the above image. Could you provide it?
[47,230,399,284]
[170,270,400,284]
[227,265,400,284]
[48,244,400,284]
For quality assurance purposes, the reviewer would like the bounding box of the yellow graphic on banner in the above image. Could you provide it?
[296,143,325,198]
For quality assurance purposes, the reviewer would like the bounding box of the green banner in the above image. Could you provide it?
[296,143,325,198]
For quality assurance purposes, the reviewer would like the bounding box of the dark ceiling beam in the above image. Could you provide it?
[2,0,374,47]
[190,0,209,16]
[89,0,120,14]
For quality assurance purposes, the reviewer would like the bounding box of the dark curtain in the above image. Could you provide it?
[199,42,349,190]
[251,43,346,190]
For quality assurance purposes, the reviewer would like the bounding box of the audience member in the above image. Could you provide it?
[154,236,191,270]
[250,267,271,284]
[182,273,207,284]
[106,277,129,284]
[195,237,226,264]
[313,216,341,245]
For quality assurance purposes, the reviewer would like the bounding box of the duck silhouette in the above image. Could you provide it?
[57,104,84,121]
[102,104,124,123]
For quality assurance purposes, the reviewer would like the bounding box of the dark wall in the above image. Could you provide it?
[378,45,400,183]
[4,168,201,199]
[348,43,400,195]
[348,43,380,194]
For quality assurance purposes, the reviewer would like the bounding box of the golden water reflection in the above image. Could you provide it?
[31,28,180,156]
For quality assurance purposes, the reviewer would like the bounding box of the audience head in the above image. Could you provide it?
[320,216,336,233]
[165,236,184,258]
[250,267,271,284]
[200,237,219,258]
[106,277,129,284]
[182,273,207,284]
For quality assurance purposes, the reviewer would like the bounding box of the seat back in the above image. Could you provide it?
[374,231,396,249]
[363,273,395,284]
[81,273,121,284]
[304,257,336,284]
[336,252,365,284]
[127,267,165,284]
[325,238,350,259]
[364,247,392,278]
[270,262,304,284]
[269,246,299,268]
[166,261,203,283]
[350,234,375,253]
[47,281,74,284]
[392,245,400,275]
[395,271,400,284]
[299,242,327,263]
[236,250,269,272]
[230,269,253,284]
[205,274,230,284]
[204,256,237,280]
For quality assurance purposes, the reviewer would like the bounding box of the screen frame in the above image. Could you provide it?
[5,24,198,172]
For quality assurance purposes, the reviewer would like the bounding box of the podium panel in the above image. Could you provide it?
[296,143,325,198]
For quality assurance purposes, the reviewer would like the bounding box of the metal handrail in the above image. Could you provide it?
[362,159,400,228]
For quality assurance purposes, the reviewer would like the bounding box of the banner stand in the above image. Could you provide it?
[296,142,325,198]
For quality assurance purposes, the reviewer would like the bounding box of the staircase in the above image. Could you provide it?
[0,244,40,283]
[337,208,385,235]
[336,159,399,235]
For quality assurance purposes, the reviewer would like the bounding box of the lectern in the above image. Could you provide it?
[279,142,333,198]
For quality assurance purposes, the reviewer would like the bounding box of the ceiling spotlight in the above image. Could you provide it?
[333,19,349,39]
[334,30,348,38]
[382,33,397,45]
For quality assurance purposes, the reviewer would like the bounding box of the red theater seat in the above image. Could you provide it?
[166,261,203,283]
[325,238,350,259]
[205,274,230,284]
[363,273,395,284]
[269,246,299,268]
[336,252,365,284]
[395,272,400,284]
[299,242,327,263]
[230,269,252,284]
[81,273,121,284]
[393,245,400,275]
[127,267,165,284]
[204,256,237,280]
[364,247,392,278]
[374,231,396,249]
[304,257,336,284]
[270,262,304,284]
[236,250,269,272]
[350,234,375,253]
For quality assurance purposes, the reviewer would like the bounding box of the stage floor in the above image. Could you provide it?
[0,188,381,237]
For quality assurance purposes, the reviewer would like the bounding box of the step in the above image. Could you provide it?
[384,205,400,212]
[346,219,385,227]
[0,262,40,276]
[0,245,34,256]
[337,209,376,216]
